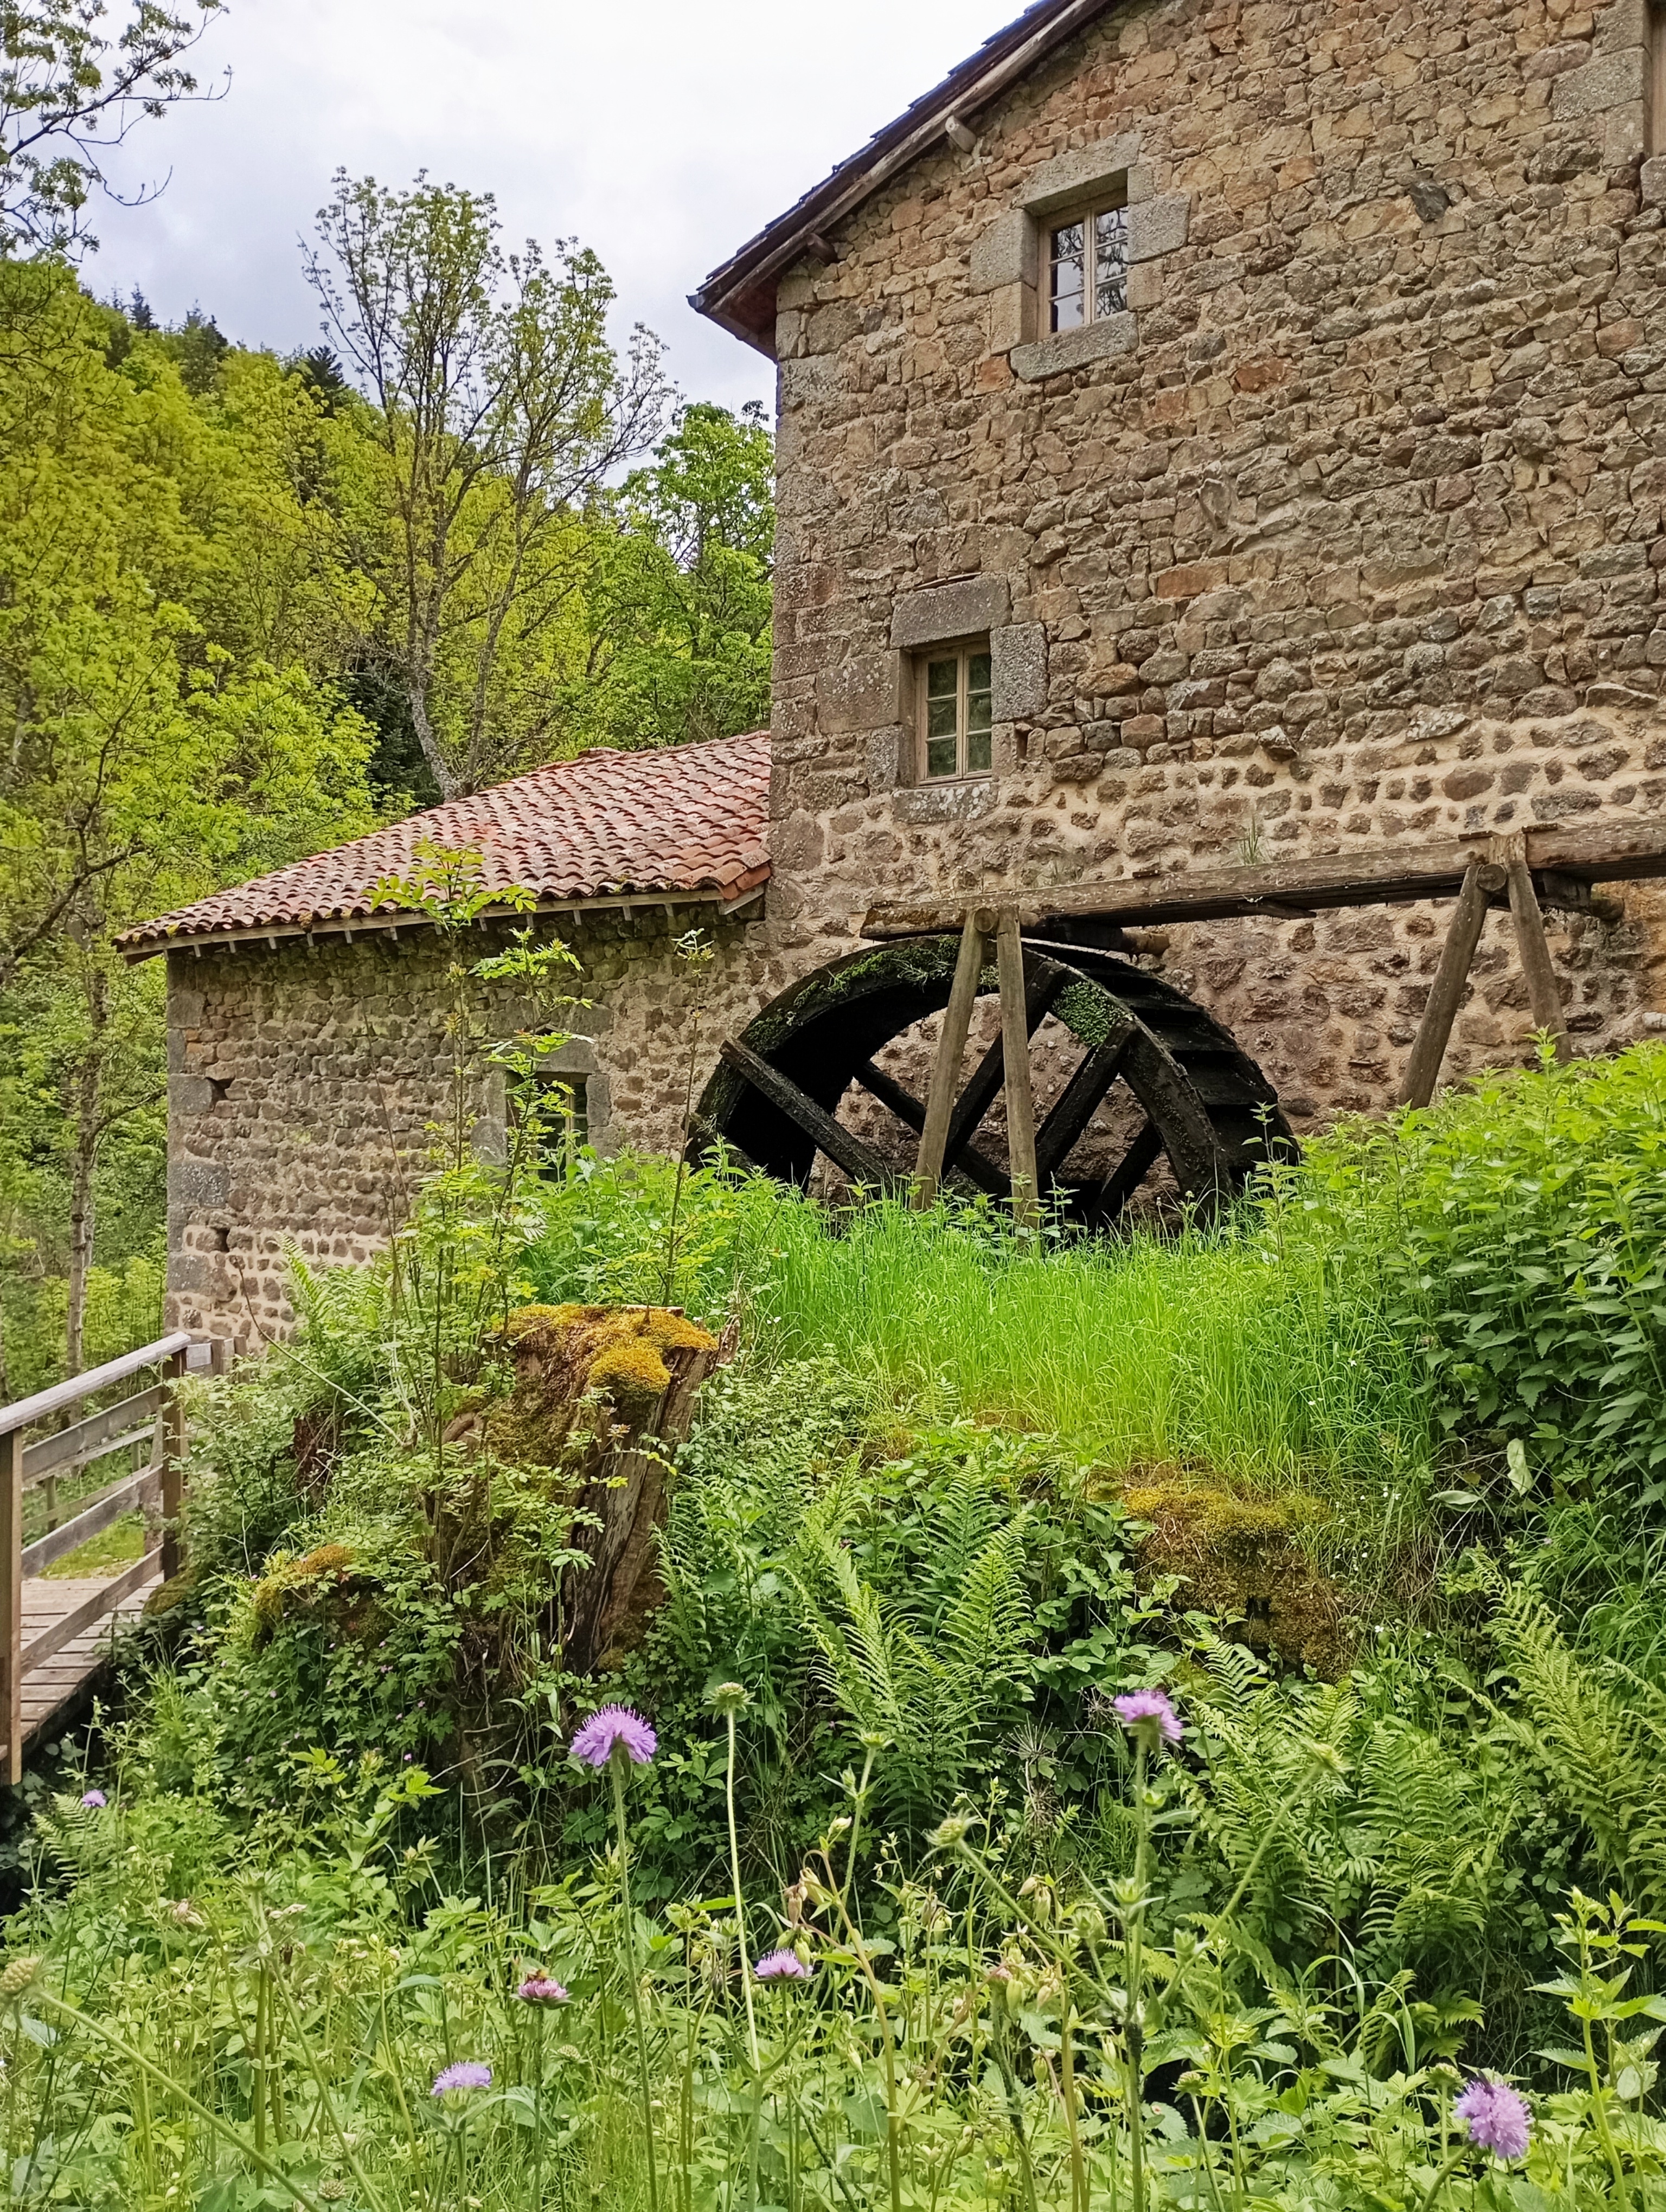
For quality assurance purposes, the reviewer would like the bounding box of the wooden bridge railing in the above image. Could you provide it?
[0,1331,217,1784]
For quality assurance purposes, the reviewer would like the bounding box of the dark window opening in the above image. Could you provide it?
[531,1072,589,1175]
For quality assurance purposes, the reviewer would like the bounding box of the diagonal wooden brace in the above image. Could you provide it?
[1399,855,1501,1109]
[1498,832,1570,1062]
[913,908,993,1206]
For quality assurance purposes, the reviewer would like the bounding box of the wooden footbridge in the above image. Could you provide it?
[695,817,1666,1221]
[0,1333,216,1783]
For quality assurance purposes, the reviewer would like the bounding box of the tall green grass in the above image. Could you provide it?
[748,1198,1434,1498]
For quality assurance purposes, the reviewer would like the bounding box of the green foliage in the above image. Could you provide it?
[746,1188,1434,1500]
[0,0,224,256]
[1271,1041,1666,1495]
[572,401,774,750]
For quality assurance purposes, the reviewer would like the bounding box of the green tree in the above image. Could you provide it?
[303,171,669,799]
[574,400,774,750]
[1,0,227,255]
[0,264,377,1371]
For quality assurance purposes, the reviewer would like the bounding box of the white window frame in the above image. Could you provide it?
[1048,201,1130,333]
[918,640,994,784]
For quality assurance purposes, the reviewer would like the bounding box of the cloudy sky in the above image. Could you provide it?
[89,1,1019,416]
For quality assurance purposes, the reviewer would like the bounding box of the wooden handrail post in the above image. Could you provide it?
[1,1426,22,1787]
[161,1347,187,1584]
[995,908,1041,1230]
[913,908,993,1206]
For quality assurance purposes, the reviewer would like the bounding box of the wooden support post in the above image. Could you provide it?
[161,1347,187,1584]
[913,908,991,1206]
[1398,857,1499,1108]
[1501,834,1571,1062]
[0,1426,21,1787]
[995,909,1040,1228]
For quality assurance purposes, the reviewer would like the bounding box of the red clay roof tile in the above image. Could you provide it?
[119,730,772,954]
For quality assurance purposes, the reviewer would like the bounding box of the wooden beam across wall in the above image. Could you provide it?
[860,818,1666,941]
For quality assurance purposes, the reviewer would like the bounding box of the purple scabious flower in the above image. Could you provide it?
[516,1975,569,2004]
[431,2061,492,2096]
[754,1948,811,1982]
[1113,1689,1182,1744]
[1454,2078,1532,2160]
[80,1790,107,1810]
[569,1705,656,1768]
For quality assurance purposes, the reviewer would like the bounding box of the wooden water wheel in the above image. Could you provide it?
[690,914,1296,1226]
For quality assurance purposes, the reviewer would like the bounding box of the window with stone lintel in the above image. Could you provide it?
[919,641,993,782]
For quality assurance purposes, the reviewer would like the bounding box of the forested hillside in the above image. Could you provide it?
[0,183,773,1394]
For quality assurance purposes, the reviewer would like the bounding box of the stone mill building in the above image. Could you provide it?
[125,0,1666,1347]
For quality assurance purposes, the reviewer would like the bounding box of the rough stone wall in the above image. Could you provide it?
[164,911,783,1348]
[767,0,1666,1120]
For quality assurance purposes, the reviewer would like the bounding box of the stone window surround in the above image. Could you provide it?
[968,131,1192,383]
[850,573,1051,793]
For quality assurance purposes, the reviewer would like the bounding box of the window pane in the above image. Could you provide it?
[966,691,992,735]
[926,695,958,740]
[1050,223,1085,333]
[968,652,992,695]
[966,725,993,775]
[925,735,958,779]
[926,657,958,699]
[1094,206,1128,319]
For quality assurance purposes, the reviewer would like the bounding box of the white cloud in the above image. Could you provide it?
[87,0,1020,415]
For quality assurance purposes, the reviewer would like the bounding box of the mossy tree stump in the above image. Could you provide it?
[492,1305,726,1672]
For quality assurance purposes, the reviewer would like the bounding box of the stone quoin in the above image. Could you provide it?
[123,0,1666,1347]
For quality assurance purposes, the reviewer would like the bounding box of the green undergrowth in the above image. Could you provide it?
[7,1045,1666,2205]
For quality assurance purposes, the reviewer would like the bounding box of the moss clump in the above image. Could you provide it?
[251,1542,358,1647]
[1114,1475,1347,1675]
[490,1304,720,1455]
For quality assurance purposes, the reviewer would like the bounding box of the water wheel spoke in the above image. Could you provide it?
[1084,1117,1166,1226]
[1033,1018,1137,1186]
[851,1060,1008,1197]
[940,962,1065,1174]
[1119,1032,1231,1203]
[719,1039,904,1193]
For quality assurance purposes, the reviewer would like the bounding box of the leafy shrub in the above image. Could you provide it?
[1272,1040,1666,1496]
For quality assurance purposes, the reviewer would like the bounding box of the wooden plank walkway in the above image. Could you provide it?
[20,1561,163,1750]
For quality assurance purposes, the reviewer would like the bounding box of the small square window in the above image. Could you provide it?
[1050,202,1127,332]
[919,644,994,782]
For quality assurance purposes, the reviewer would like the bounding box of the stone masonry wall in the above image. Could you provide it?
[766,0,1666,1117]
[164,911,783,1349]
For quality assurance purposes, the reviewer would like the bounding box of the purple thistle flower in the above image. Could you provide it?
[1113,1689,1182,1744]
[516,1975,569,2004]
[80,1790,107,1810]
[431,2060,492,2096]
[569,1705,657,1769]
[753,1948,811,1982]
[1454,2078,1532,2160]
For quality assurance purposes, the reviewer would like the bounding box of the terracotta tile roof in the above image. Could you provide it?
[119,730,773,955]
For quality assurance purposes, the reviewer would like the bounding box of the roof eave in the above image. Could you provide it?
[121,871,771,965]
[691,0,1115,356]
